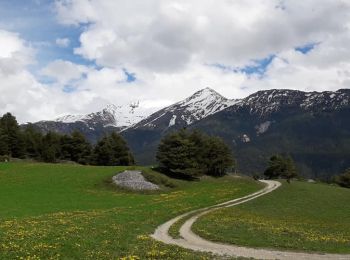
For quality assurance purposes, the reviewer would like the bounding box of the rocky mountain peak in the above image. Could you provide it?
[132,88,238,129]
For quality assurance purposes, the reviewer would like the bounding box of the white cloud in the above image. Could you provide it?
[40,60,90,85]
[2,1,350,123]
[55,0,350,71]
[52,0,350,103]
[56,37,70,47]
[0,30,101,123]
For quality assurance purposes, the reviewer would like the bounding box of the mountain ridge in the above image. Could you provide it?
[27,87,350,179]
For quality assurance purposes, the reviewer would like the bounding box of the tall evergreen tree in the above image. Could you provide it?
[23,124,43,159]
[0,113,25,158]
[92,132,134,166]
[264,155,298,182]
[41,132,62,163]
[70,131,92,164]
[157,129,199,177]
[202,136,234,177]
[157,129,234,178]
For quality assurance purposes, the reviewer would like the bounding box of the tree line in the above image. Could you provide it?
[2,112,348,187]
[0,113,134,166]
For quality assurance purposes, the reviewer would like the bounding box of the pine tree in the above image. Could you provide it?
[92,132,134,166]
[0,113,25,158]
[41,132,62,163]
[264,155,298,182]
[202,136,234,177]
[70,131,92,164]
[23,124,43,159]
[157,129,234,178]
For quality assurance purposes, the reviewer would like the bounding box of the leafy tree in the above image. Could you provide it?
[334,169,350,188]
[264,155,298,182]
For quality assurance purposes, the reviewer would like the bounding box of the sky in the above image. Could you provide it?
[1,0,350,123]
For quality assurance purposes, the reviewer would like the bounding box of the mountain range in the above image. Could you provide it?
[27,87,350,179]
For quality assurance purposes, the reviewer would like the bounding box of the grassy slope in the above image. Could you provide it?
[0,162,261,259]
[193,181,350,254]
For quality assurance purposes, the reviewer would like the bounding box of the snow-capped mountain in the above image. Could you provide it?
[55,102,154,128]
[29,87,237,143]
[231,89,350,117]
[122,88,350,180]
[30,102,158,143]
[132,87,238,130]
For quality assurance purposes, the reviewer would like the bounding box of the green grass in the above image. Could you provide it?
[193,180,350,254]
[0,162,262,259]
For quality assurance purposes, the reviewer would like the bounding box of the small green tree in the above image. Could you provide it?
[335,169,350,188]
[264,155,298,182]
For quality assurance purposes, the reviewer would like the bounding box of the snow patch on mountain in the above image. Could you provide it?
[256,121,272,135]
[169,115,177,127]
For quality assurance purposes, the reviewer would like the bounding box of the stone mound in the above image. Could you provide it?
[112,170,159,191]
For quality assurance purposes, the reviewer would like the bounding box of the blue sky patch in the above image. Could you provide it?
[0,0,94,72]
[210,54,275,77]
[240,55,276,75]
[295,43,319,54]
[123,69,137,83]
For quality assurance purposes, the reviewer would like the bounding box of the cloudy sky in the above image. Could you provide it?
[1,0,350,123]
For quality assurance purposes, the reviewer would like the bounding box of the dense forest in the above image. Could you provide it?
[0,113,134,166]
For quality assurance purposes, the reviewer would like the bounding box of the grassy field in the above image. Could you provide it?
[0,162,262,259]
[193,180,350,254]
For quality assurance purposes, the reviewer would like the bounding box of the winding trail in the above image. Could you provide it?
[151,180,350,260]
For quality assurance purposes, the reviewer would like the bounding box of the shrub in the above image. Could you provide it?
[334,169,350,188]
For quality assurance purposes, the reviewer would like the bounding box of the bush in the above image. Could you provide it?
[334,169,350,188]
[0,155,10,162]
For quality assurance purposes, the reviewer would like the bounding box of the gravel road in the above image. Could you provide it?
[152,180,350,260]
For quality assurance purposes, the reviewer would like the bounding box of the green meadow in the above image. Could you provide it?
[0,162,261,259]
[193,180,350,254]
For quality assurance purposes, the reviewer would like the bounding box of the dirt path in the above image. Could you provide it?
[151,180,350,260]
